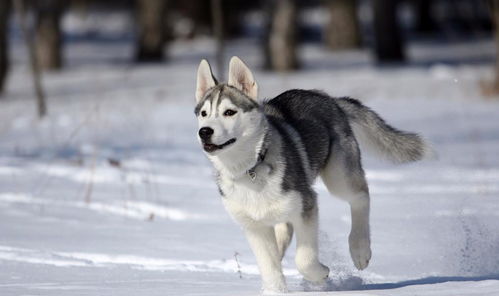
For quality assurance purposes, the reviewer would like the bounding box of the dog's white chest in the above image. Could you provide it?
[220,172,301,226]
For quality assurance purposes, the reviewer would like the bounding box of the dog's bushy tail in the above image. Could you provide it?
[336,97,431,163]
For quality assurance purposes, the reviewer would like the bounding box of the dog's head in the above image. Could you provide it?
[194,57,264,156]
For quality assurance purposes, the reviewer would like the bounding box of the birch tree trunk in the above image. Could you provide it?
[35,0,64,70]
[263,0,299,71]
[211,0,224,80]
[324,0,360,50]
[135,0,168,62]
[15,0,47,117]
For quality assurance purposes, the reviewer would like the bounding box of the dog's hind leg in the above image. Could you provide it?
[320,136,372,270]
[292,206,330,282]
[275,222,293,260]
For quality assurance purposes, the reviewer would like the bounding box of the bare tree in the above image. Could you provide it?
[0,0,10,95]
[491,0,499,92]
[373,0,405,63]
[211,0,225,80]
[135,0,168,62]
[324,0,361,50]
[35,0,64,70]
[263,0,299,71]
[15,0,47,118]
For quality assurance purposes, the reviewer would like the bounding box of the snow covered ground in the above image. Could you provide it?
[1,30,499,295]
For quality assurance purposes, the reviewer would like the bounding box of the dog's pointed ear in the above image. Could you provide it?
[228,56,258,100]
[196,59,217,103]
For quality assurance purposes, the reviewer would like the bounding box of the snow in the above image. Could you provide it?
[1,20,499,295]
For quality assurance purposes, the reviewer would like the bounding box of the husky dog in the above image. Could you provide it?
[194,57,428,293]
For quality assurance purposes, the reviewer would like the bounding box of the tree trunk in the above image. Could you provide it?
[220,0,243,38]
[211,0,224,80]
[35,0,64,70]
[493,0,499,91]
[373,0,405,63]
[15,0,47,118]
[414,0,436,33]
[135,0,168,62]
[0,0,10,95]
[324,0,361,50]
[263,0,299,71]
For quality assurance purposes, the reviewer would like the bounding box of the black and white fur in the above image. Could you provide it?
[194,57,428,293]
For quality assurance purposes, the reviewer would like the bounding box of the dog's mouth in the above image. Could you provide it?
[203,138,236,153]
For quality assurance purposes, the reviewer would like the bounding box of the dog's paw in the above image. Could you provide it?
[349,234,371,270]
[261,276,288,295]
[301,276,330,292]
[296,258,330,283]
[305,263,329,283]
[261,285,288,295]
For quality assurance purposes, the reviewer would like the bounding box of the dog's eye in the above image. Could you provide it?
[223,109,237,116]
[201,111,207,117]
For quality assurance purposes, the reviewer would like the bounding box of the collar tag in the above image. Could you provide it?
[247,170,257,181]
[244,131,270,183]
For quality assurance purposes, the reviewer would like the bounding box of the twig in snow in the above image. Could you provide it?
[84,155,95,204]
[107,157,121,168]
[234,251,243,279]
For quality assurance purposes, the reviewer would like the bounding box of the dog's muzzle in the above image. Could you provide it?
[198,127,236,152]
[202,138,236,153]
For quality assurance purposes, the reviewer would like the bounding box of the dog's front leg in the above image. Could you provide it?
[245,225,287,293]
[293,208,330,283]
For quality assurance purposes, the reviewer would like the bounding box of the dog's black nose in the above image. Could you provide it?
[198,127,214,140]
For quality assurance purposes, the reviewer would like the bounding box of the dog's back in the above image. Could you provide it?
[264,89,429,175]
[264,89,351,177]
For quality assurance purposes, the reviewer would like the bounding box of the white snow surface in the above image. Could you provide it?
[1,33,499,295]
